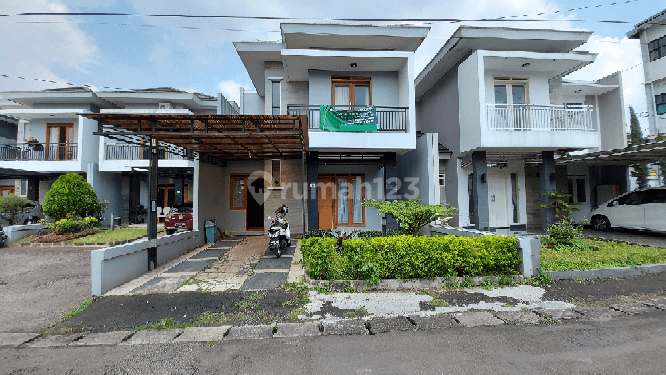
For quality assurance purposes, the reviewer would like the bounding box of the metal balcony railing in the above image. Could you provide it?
[287,105,408,132]
[0,143,78,161]
[105,144,191,161]
[487,104,595,131]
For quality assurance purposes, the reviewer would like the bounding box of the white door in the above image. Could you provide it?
[488,170,509,228]
[611,191,646,229]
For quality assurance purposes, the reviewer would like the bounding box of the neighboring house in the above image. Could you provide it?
[0,113,19,196]
[628,9,666,135]
[0,87,236,225]
[415,26,626,231]
[235,23,431,232]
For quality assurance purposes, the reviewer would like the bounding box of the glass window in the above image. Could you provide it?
[619,191,645,206]
[511,85,526,105]
[352,177,363,224]
[354,86,370,106]
[649,38,664,62]
[576,178,586,203]
[656,94,666,116]
[645,189,666,204]
[337,179,348,224]
[494,85,508,105]
[271,160,280,186]
[230,176,245,209]
[271,80,280,115]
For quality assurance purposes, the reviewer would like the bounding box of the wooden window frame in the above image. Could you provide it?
[331,76,372,106]
[320,174,366,228]
[46,123,74,144]
[229,174,248,210]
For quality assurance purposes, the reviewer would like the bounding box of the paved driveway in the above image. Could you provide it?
[0,247,96,333]
[583,228,666,248]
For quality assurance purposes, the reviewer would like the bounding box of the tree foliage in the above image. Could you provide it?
[0,194,31,225]
[541,193,583,245]
[628,106,649,189]
[363,199,457,236]
[42,173,107,220]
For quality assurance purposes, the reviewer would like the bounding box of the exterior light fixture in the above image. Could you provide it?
[350,63,358,68]
[521,63,531,68]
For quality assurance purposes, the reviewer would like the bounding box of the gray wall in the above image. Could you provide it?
[308,70,399,107]
[397,133,437,204]
[86,165,122,227]
[597,73,627,151]
[241,90,265,115]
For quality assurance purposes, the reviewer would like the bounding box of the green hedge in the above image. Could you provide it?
[301,235,520,282]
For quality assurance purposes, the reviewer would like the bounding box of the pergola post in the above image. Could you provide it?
[147,137,158,270]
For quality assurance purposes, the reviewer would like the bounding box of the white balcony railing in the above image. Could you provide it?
[105,144,191,161]
[487,104,594,131]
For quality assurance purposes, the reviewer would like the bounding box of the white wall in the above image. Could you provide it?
[597,73,627,151]
[458,52,483,154]
[396,133,438,205]
[240,89,265,115]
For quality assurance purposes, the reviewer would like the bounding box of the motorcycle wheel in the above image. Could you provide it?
[276,247,281,258]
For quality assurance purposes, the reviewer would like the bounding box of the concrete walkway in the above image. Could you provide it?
[584,228,666,248]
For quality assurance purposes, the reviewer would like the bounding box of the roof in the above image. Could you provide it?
[415,26,593,99]
[84,114,308,161]
[556,140,666,165]
[628,8,666,38]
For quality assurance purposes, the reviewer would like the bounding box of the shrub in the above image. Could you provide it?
[545,218,584,245]
[43,173,107,220]
[0,194,31,224]
[300,235,520,282]
[363,199,457,236]
[47,212,100,234]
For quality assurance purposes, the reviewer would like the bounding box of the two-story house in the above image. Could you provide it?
[234,23,430,232]
[0,87,233,225]
[415,26,626,231]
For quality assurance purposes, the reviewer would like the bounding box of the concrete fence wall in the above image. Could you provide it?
[91,230,205,295]
[430,224,541,277]
[4,224,47,245]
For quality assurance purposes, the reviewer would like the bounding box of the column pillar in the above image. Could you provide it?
[174,178,184,205]
[472,151,489,231]
[540,151,557,229]
[147,138,158,270]
[306,151,318,231]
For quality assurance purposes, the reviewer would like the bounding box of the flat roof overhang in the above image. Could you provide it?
[282,50,409,81]
[0,109,93,120]
[84,114,308,163]
[0,91,116,108]
[557,141,666,166]
[234,42,284,96]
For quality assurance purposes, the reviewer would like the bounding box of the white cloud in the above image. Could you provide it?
[567,36,649,134]
[0,1,99,91]
[217,79,251,104]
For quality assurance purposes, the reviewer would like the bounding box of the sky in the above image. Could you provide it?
[0,0,663,134]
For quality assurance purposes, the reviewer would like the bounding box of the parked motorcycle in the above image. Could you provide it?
[0,223,7,248]
[267,205,291,258]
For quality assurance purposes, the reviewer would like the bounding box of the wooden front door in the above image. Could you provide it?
[318,177,335,229]
[246,176,264,231]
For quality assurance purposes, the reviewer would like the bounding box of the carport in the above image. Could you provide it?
[84,113,308,271]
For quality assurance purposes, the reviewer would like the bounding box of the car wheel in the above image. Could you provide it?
[592,216,611,231]
[166,229,176,235]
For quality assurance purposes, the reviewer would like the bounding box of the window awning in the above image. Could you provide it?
[84,114,308,162]
[556,141,666,166]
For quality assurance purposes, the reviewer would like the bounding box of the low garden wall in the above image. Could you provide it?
[91,230,205,295]
[4,224,47,245]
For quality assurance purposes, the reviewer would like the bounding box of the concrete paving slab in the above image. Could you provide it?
[367,317,415,334]
[609,303,656,315]
[174,326,231,342]
[494,311,543,325]
[190,249,229,260]
[227,325,273,340]
[254,256,293,270]
[241,272,288,291]
[409,315,458,331]
[645,298,666,310]
[263,246,295,257]
[162,259,216,274]
[274,322,321,338]
[122,329,183,345]
[455,312,504,327]
[0,333,40,347]
[322,319,369,336]
[533,308,582,320]
[26,334,83,348]
[70,331,134,346]
[573,307,626,321]
[131,276,190,294]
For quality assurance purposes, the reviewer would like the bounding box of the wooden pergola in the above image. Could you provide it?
[85,114,308,163]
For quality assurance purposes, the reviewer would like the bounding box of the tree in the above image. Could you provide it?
[42,173,106,220]
[363,199,457,236]
[628,106,649,189]
[0,194,31,225]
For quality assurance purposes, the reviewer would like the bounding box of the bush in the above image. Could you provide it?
[545,218,584,245]
[47,213,100,234]
[300,235,520,283]
[304,229,408,239]
[363,199,457,236]
[43,174,107,220]
[0,194,31,224]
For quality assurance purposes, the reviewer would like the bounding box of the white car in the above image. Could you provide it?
[590,187,666,232]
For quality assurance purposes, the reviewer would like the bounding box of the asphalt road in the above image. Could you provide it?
[2,312,666,374]
[0,248,93,333]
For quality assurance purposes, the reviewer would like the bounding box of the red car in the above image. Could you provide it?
[165,203,193,235]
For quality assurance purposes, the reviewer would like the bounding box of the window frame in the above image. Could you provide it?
[493,77,530,105]
[271,159,281,187]
[271,79,281,115]
[656,93,666,116]
[331,76,372,106]
[319,174,366,228]
[229,174,248,210]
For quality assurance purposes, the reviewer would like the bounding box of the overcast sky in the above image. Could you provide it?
[0,0,663,134]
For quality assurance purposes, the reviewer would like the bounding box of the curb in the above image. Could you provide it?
[304,275,525,292]
[546,263,666,280]
[4,300,665,348]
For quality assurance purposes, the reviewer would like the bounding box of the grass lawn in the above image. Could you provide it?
[62,227,165,243]
[540,238,666,271]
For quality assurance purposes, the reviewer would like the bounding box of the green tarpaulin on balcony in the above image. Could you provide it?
[319,105,377,132]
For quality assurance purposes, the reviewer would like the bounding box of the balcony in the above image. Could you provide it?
[105,144,191,161]
[0,143,78,161]
[487,104,594,131]
[287,105,408,132]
